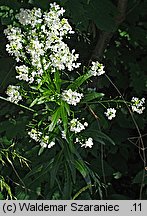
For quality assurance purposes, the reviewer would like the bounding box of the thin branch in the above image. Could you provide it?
[91,31,113,61]
[116,0,128,24]
[0,96,35,112]
[90,0,128,61]
[105,74,146,200]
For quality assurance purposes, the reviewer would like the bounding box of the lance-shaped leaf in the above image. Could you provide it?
[82,92,104,102]
[48,107,61,132]
[60,103,68,133]
[67,73,92,91]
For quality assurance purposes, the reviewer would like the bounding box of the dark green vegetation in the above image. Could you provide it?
[0,0,147,200]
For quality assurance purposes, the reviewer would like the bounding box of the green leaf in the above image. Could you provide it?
[48,107,61,132]
[67,73,91,90]
[133,170,147,184]
[83,92,104,102]
[75,160,91,185]
[60,103,68,133]
[23,165,44,181]
[15,191,29,200]
[0,176,13,199]
[22,160,54,188]
[30,98,38,107]
[63,141,76,184]
[83,129,115,145]
[87,0,117,32]
[54,70,61,93]
[0,136,12,146]
[50,151,63,188]
[0,192,4,200]
[65,0,88,30]
[72,184,93,200]
[64,101,70,116]
[37,96,46,104]
[74,149,100,188]
[38,147,45,156]
[63,164,72,199]
[75,160,87,177]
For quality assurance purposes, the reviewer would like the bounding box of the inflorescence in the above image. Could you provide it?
[2,2,145,150]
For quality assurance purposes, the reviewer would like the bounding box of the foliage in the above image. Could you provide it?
[0,0,147,200]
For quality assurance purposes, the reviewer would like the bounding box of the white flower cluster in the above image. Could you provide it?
[15,65,43,83]
[4,3,80,84]
[16,65,30,82]
[40,136,55,149]
[28,128,42,142]
[89,61,105,76]
[15,7,42,27]
[131,97,145,114]
[28,129,55,149]
[50,42,80,71]
[104,108,116,120]
[75,137,94,148]
[4,26,25,62]
[70,118,88,133]
[62,89,83,106]
[6,85,22,104]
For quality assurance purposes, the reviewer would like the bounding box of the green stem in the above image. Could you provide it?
[81,99,131,106]
[0,96,35,112]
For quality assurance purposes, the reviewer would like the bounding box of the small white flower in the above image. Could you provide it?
[81,137,94,148]
[104,108,116,120]
[70,118,88,133]
[49,41,80,71]
[15,8,32,25]
[40,135,55,149]
[28,130,55,149]
[16,8,42,27]
[28,128,42,142]
[84,122,88,127]
[62,89,83,106]
[75,137,79,143]
[6,85,22,104]
[40,142,47,148]
[4,25,25,62]
[16,65,29,82]
[40,135,49,148]
[61,130,66,139]
[131,97,145,114]
[87,87,96,92]
[48,141,55,148]
[75,137,93,148]
[89,61,105,76]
